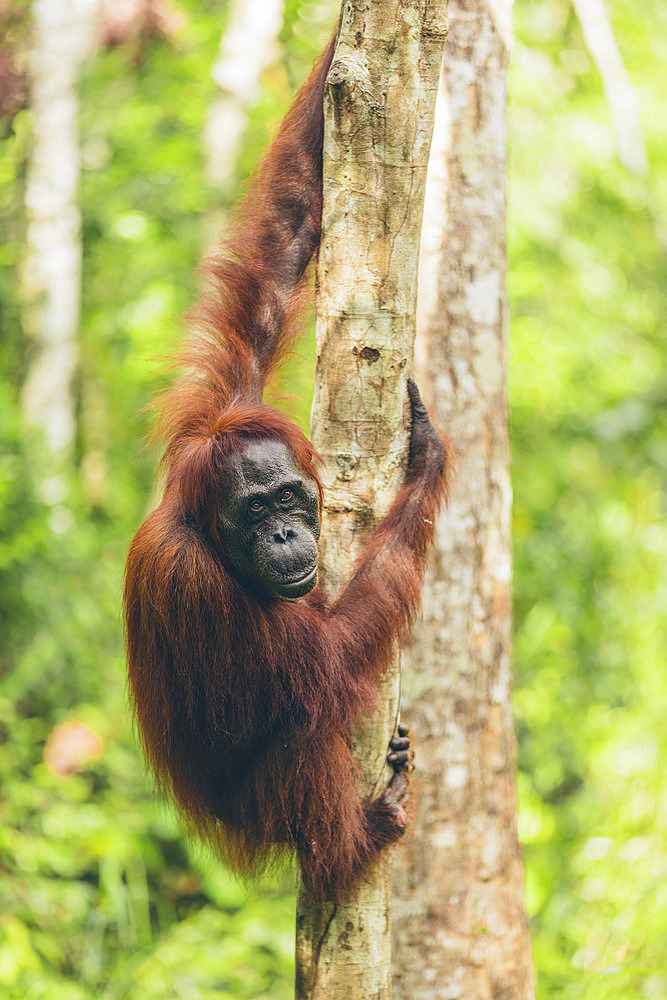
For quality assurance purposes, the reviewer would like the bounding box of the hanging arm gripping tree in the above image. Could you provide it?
[296,1,448,997]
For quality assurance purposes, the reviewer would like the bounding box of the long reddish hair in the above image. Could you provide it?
[124,32,449,904]
[125,36,336,877]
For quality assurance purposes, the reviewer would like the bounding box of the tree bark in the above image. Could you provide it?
[391,2,534,998]
[21,0,97,460]
[295,2,447,998]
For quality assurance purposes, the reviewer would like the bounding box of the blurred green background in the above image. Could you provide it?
[0,0,665,997]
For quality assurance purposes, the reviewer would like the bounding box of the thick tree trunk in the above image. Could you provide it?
[391,2,535,998]
[20,0,97,460]
[295,2,448,998]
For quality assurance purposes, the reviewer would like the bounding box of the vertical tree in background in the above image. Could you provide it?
[205,0,285,191]
[21,0,97,461]
[571,0,646,174]
[392,2,535,997]
[295,1,448,997]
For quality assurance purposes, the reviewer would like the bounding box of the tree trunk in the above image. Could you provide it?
[391,2,535,998]
[205,0,284,190]
[20,0,97,461]
[295,2,448,998]
[571,0,647,174]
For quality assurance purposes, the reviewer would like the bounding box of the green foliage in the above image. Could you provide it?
[510,1,667,996]
[0,0,664,996]
[0,3,321,997]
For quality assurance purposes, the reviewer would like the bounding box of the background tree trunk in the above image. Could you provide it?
[571,0,647,174]
[295,2,448,998]
[20,0,97,461]
[391,2,535,998]
[205,0,284,191]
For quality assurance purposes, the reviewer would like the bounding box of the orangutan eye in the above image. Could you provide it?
[279,489,294,503]
[249,500,264,514]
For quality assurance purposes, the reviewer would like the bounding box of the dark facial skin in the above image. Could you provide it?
[218,438,321,600]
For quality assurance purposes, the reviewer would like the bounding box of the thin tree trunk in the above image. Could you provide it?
[205,0,284,190]
[295,2,448,998]
[392,1,535,998]
[21,0,97,460]
[572,0,647,174]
